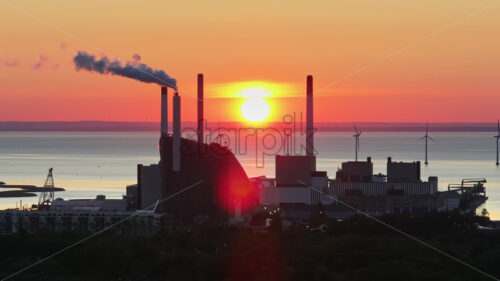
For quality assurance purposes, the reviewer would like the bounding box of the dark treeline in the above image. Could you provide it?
[1,212,499,281]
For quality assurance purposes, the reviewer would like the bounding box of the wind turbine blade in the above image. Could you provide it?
[428,136,437,143]
[353,125,358,134]
[418,136,426,141]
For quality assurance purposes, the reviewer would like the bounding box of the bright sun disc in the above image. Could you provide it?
[241,98,270,122]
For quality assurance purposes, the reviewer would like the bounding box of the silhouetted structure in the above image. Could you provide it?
[159,135,257,223]
[273,76,317,188]
[352,126,362,161]
[336,157,373,183]
[135,164,162,209]
[172,92,181,171]
[306,75,314,156]
[494,120,499,166]
[387,157,421,183]
[419,122,435,165]
[160,87,168,136]
[275,155,316,187]
[157,90,256,224]
[197,74,204,143]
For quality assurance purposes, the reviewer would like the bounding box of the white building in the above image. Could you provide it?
[253,174,438,207]
[51,195,127,212]
[253,171,333,206]
[329,178,438,198]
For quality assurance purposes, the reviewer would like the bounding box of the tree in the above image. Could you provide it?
[481,208,490,218]
[309,203,326,227]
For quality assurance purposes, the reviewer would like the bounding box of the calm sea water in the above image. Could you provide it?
[0,132,499,218]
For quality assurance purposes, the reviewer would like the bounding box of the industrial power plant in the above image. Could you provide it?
[0,74,490,234]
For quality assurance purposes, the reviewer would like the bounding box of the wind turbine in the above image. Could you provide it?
[495,120,500,166]
[353,126,362,162]
[419,122,436,165]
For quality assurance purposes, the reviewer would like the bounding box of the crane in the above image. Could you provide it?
[448,178,487,195]
[37,168,55,210]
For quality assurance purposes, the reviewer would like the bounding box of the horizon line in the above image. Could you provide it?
[0,121,498,133]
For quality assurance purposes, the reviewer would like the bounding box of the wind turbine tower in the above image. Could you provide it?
[353,126,362,162]
[495,120,500,166]
[419,122,436,165]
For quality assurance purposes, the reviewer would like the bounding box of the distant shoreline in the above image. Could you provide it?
[0,121,498,132]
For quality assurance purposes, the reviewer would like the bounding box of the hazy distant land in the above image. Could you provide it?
[0,121,497,132]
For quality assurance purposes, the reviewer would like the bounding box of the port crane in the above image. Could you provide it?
[448,178,488,212]
[448,178,487,196]
[36,168,55,210]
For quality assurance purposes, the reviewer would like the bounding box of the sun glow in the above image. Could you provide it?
[213,81,296,99]
[238,86,271,98]
[213,81,291,122]
[241,98,270,122]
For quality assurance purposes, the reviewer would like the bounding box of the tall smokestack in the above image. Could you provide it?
[197,73,204,143]
[160,86,168,136]
[306,75,314,156]
[172,92,181,172]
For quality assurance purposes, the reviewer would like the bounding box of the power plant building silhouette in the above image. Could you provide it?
[131,74,483,221]
[131,74,257,224]
[335,157,373,183]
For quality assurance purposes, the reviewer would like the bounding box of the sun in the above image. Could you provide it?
[241,98,270,122]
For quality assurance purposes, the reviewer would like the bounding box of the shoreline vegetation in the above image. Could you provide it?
[1,212,499,281]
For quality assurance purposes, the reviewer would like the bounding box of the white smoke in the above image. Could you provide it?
[73,51,177,90]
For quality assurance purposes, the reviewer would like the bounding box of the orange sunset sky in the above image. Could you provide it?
[0,0,499,123]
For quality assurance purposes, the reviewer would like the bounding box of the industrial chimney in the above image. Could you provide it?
[197,73,204,143]
[173,92,181,172]
[160,86,168,136]
[306,75,314,156]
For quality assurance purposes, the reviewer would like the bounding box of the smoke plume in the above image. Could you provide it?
[33,55,49,70]
[3,59,18,67]
[73,51,177,90]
